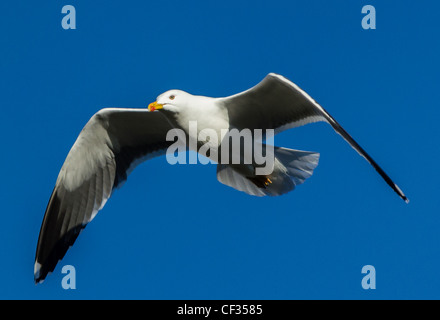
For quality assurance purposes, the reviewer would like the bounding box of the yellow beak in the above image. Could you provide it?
[148,101,164,112]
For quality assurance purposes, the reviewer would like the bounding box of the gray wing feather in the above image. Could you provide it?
[222,73,408,203]
[221,73,328,133]
[34,108,173,283]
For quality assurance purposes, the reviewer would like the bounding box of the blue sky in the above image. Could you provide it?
[0,0,439,299]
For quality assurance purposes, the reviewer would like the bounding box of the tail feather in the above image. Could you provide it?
[273,147,320,186]
[216,146,319,196]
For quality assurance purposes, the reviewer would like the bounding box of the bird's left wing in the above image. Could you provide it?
[35,108,174,283]
[221,73,408,203]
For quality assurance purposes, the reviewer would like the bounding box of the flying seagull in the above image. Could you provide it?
[34,73,408,283]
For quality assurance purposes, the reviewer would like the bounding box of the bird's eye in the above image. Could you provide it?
[169,95,175,100]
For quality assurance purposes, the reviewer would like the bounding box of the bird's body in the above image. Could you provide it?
[34,73,408,283]
[167,93,229,141]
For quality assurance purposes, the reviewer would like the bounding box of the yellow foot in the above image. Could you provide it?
[264,178,272,187]
[248,176,273,189]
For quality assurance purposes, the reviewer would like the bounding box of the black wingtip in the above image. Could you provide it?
[34,225,85,284]
[382,176,409,204]
[401,193,410,204]
[34,258,54,284]
[320,109,409,204]
[401,194,410,204]
[34,261,45,284]
[34,264,41,284]
[394,183,409,204]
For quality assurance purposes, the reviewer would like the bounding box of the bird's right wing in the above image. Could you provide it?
[34,108,174,283]
[221,73,408,203]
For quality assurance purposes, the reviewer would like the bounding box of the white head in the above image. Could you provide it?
[148,90,193,113]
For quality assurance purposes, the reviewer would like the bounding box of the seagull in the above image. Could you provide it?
[34,73,408,283]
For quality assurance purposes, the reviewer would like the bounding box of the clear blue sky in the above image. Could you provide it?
[0,0,439,299]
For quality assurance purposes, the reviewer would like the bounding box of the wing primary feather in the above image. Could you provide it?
[35,108,174,283]
[320,107,409,203]
[34,188,87,283]
[223,73,408,203]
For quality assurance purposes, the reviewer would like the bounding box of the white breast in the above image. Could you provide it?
[176,96,230,151]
